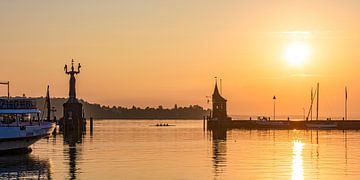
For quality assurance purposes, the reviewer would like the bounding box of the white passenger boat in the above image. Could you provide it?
[0,98,55,153]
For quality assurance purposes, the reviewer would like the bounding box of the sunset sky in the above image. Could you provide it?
[1,1,360,118]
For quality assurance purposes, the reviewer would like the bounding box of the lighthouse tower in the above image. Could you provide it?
[212,82,228,121]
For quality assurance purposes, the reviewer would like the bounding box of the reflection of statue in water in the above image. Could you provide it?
[63,125,83,180]
[211,128,227,177]
[63,127,83,180]
[67,143,80,180]
[0,155,51,179]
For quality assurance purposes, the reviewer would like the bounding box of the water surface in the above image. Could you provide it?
[1,120,360,179]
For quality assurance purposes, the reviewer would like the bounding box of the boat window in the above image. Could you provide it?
[20,114,32,122]
[0,114,16,124]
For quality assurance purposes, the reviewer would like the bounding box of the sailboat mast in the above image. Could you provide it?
[46,86,51,121]
[220,79,222,95]
[306,87,316,121]
[345,86,348,121]
[311,88,313,121]
[316,83,319,121]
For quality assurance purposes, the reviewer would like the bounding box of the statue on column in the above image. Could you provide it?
[61,59,85,135]
[64,59,81,103]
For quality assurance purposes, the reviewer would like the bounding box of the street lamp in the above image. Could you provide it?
[273,96,276,121]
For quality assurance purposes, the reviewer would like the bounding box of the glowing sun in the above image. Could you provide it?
[285,42,311,66]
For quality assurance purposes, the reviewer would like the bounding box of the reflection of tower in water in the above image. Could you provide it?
[212,127,227,140]
[211,128,227,177]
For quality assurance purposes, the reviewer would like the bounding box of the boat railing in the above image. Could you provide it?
[0,121,45,127]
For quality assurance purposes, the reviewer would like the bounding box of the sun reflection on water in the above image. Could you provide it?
[292,140,304,180]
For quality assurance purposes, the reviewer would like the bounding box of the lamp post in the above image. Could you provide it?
[273,96,276,121]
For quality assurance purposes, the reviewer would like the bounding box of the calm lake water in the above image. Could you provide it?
[1,120,360,179]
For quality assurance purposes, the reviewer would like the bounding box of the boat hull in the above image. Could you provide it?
[0,123,55,152]
[0,135,43,151]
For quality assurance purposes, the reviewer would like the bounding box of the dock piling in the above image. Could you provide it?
[90,117,94,133]
[203,116,206,131]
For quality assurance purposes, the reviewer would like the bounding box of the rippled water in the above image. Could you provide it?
[1,120,360,179]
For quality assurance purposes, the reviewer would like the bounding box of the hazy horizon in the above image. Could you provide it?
[1,1,360,118]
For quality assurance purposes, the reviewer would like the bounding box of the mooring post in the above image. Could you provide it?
[52,126,57,136]
[52,116,57,135]
[203,116,206,131]
[90,117,94,133]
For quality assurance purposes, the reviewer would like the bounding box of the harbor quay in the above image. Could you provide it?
[207,119,360,130]
[206,80,360,130]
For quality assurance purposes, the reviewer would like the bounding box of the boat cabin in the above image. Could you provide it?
[0,98,41,126]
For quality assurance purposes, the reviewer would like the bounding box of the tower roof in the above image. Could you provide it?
[212,82,226,102]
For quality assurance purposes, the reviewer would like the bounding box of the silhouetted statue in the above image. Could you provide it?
[65,59,81,103]
[62,59,85,134]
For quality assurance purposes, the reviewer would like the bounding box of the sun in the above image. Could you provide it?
[285,42,311,66]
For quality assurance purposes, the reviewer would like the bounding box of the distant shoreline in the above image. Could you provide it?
[90,118,203,120]
[34,97,210,120]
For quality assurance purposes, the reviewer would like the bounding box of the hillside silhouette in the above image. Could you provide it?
[34,97,210,120]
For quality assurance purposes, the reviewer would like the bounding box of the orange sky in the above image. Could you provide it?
[1,1,360,118]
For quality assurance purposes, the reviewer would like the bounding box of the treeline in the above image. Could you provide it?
[34,97,210,120]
